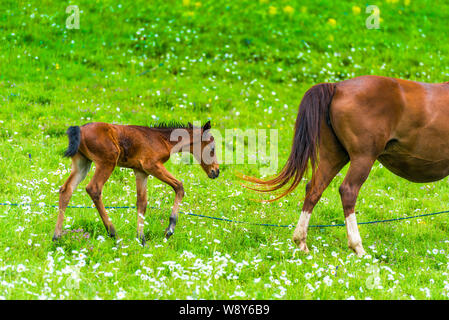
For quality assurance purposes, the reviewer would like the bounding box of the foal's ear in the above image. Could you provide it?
[203,120,211,130]
[188,122,193,129]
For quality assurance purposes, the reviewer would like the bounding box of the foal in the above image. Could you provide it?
[53,121,219,245]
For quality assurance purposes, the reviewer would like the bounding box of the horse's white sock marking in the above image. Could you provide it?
[345,213,366,257]
[293,211,311,252]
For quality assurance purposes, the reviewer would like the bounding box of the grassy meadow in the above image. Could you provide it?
[2,0,449,299]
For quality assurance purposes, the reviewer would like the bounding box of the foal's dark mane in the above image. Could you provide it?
[125,122,191,142]
[148,121,190,130]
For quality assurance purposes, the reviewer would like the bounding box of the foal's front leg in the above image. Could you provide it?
[148,163,184,239]
[134,169,148,245]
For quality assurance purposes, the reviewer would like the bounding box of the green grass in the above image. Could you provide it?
[1,0,449,299]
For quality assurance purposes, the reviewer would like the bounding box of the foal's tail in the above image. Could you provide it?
[63,126,81,158]
[240,82,336,201]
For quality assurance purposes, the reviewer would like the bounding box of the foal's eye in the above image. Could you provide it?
[210,145,215,153]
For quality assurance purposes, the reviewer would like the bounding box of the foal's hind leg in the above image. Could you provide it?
[53,154,91,240]
[292,151,348,252]
[86,162,117,237]
[339,156,376,257]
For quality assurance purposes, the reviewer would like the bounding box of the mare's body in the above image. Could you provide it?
[242,75,449,256]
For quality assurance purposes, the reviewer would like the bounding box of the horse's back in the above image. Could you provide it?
[329,75,449,182]
[78,122,170,170]
[330,76,405,155]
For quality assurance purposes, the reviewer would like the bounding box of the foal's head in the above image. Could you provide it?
[189,121,220,179]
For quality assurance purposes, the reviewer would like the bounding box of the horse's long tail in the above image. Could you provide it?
[63,126,81,158]
[240,82,336,201]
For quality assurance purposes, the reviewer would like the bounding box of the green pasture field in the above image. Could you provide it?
[1,0,449,300]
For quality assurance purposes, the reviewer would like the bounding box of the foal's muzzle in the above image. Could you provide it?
[208,168,220,179]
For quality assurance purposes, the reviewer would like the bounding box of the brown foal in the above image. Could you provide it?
[242,75,449,257]
[53,121,219,245]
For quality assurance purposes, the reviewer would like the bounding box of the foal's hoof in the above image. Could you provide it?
[165,227,174,239]
[52,234,61,242]
[108,225,117,238]
[138,235,146,247]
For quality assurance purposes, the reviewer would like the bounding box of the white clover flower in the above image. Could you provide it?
[17,264,26,273]
[116,290,126,300]
[323,276,333,286]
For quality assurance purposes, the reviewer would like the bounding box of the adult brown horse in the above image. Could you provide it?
[52,121,219,245]
[242,75,449,257]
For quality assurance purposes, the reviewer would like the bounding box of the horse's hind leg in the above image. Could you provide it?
[86,162,117,237]
[292,149,348,253]
[339,156,376,257]
[53,154,91,240]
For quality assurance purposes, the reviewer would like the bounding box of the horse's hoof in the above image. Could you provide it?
[353,246,366,258]
[292,235,309,253]
[298,242,309,254]
[350,243,366,257]
[52,234,61,242]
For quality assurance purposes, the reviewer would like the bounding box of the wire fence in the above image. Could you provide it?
[1,201,448,229]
